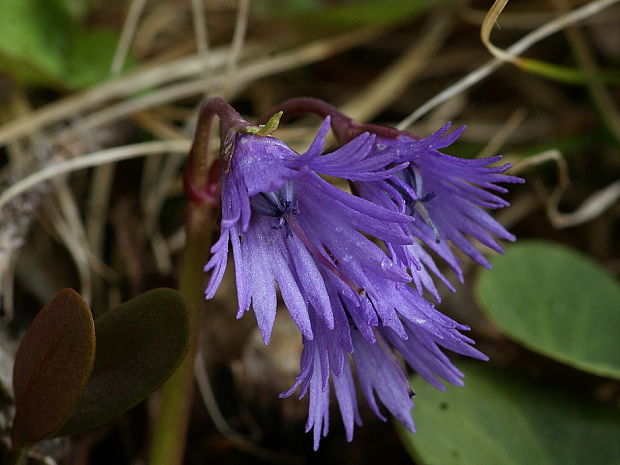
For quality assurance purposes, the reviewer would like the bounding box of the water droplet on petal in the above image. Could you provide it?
[381,258,393,270]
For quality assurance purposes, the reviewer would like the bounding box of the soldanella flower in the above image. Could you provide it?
[353,124,525,302]
[198,98,519,450]
[205,116,412,344]
[265,97,524,303]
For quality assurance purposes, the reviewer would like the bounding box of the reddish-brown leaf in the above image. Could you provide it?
[12,288,96,446]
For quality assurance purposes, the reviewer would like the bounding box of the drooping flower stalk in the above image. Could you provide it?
[263,96,405,142]
[149,98,241,465]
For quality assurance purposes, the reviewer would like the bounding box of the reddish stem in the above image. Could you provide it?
[262,97,415,143]
[186,98,247,204]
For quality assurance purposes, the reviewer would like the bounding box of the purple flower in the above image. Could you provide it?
[205,118,411,343]
[352,124,524,302]
[204,117,513,449]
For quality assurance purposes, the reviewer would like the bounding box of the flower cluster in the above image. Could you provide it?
[199,98,522,449]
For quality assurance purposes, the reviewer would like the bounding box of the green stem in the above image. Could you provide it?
[148,201,215,465]
[8,447,28,465]
[149,97,241,465]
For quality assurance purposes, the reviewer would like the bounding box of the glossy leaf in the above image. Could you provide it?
[476,240,620,379]
[12,289,95,446]
[58,288,190,436]
[398,363,620,465]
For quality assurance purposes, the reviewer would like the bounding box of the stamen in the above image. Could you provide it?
[250,193,281,217]
[250,181,299,219]
[411,164,424,196]
[408,165,441,243]
[414,200,441,244]
[250,181,366,294]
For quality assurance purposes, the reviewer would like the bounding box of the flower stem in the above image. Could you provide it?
[261,97,404,143]
[148,99,230,465]
[186,98,244,191]
[149,200,215,465]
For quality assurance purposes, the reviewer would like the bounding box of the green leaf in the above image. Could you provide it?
[476,240,620,380]
[517,57,620,85]
[0,0,126,89]
[398,363,620,465]
[0,0,71,85]
[57,288,191,436]
[12,289,95,446]
[64,28,127,89]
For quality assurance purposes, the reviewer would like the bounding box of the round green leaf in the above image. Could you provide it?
[398,363,620,465]
[476,240,620,379]
[12,288,95,446]
[57,288,190,436]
